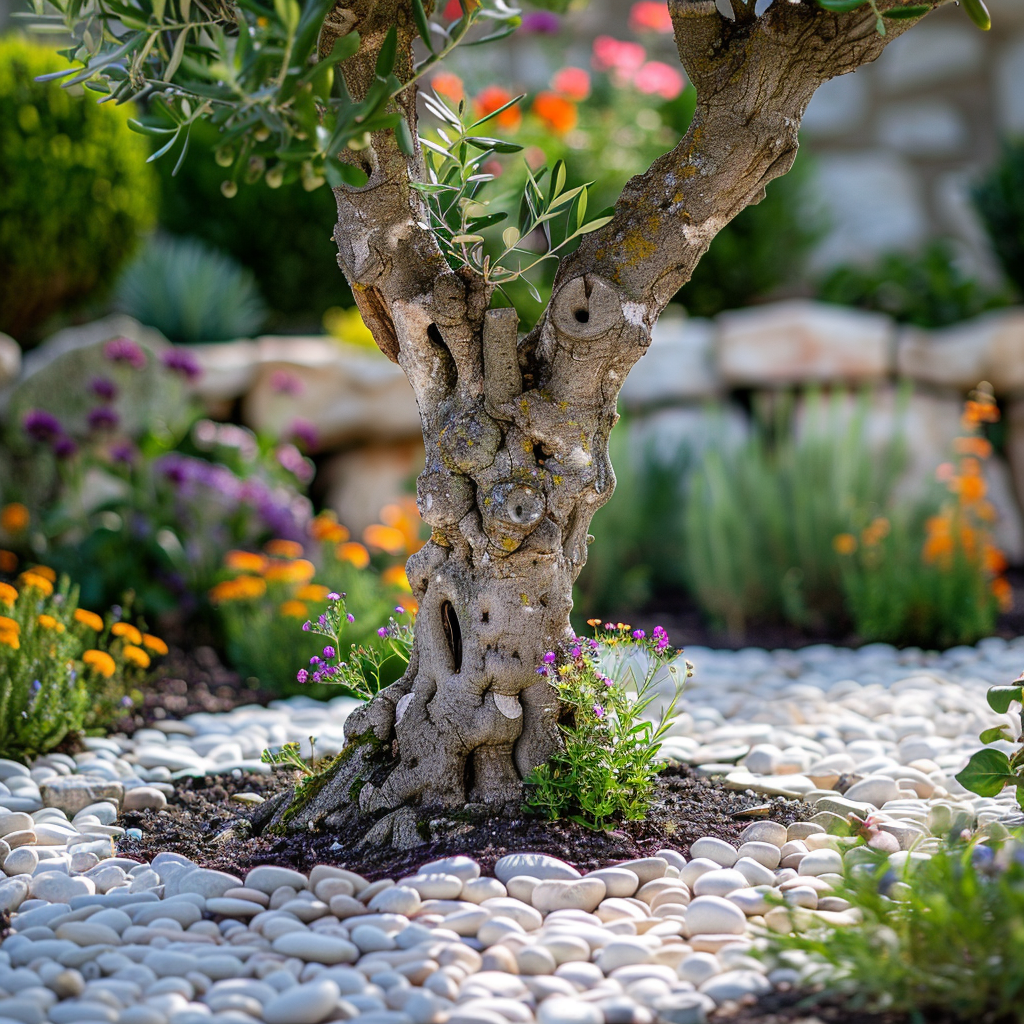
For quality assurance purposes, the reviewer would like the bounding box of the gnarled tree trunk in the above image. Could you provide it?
[283,0,956,823]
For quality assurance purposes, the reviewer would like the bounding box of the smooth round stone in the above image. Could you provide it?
[786,822,825,842]
[539,935,592,965]
[493,854,580,884]
[418,856,481,882]
[692,869,748,898]
[843,776,901,808]
[537,997,603,1024]
[54,921,122,946]
[123,788,168,812]
[586,868,640,898]
[263,978,340,1024]
[206,897,263,918]
[505,876,539,904]
[5,830,37,849]
[478,917,526,946]
[172,868,242,899]
[461,878,506,903]
[69,851,100,874]
[727,887,774,916]
[596,938,655,972]
[679,859,721,889]
[443,907,490,936]
[688,839,738,868]
[637,879,689,907]
[0,876,31,911]
[481,897,543,931]
[143,950,200,977]
[613,859,668,886]
[272,930,359,964]
[532,878,606,914]
[677,952,721,986]
[517,944,557,975]
[244,865,308,895]
[739,821,788,848]
[402,874,463,900]
[74,803,118,827]
[0,812,33,837]
[736,842,781,870]
[330,894,370,919]
[799,849,844,877]
[369,885,421,916]
[29,873,94,902]
[733,857,776,888]
[699,968,771,1001]
[685,896,747,936]
[351,925,397,953]
[4,847,38,876]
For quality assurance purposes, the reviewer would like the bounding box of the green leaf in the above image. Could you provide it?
[467,212,507,231]
[395,118,415,157]
[979,726,1014,745]
[575,214,613,235]
[146,127,181,162]
[164,25,188,81]
[576,187,587,229]
[955,748,1017,797]
[882,3,930,17]
[469,93,525,130]
[502,226,520,249]
[127,118,176,136]
[961,0,991,29]
[411,0,435,53]
[450,234,484,244]
[375,24,397,79]
[815,0,868,8]
[324,157,368,188]
[465,136,523,153]
[987,684,1024,714]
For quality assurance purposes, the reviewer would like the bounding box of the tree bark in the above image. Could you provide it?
[293,0,957,818]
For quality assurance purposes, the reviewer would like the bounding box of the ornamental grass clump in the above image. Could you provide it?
[524,622,690,831]
[0,557,165,758]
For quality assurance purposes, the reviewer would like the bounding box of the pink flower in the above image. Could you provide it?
[592,704,606,718]
[592,36,646,75]
[633,61,685,100]
[543,651,557,664]
[270,369,304,395]
[104,337,147,370]
[629,1,673,33]
[551,66,591,101]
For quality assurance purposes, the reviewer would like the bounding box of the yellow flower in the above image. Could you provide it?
[74,608,104,632]
[19,572,53,596]
[209,575,267,604]
[265,539,304,559]
[0,503,29,533]
[336,542,370,570]
[263,559,316,584]
[833,533,858,556]
[0,582,17,607]
[224,550,268,574]
[0,616,19,636]
[363,524,407,556]
[111,622,143,645]
[27,565,56,583]
[381,565,412,592]
[310,513,350,544]
[280,600,309,618]
[142,634,168,656]
[83,649,116,678]
[0,631,19,650]
[37,614,65,633]
[295,584,329,603]
[122,644,151,669]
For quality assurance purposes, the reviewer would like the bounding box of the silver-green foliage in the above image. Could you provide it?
[115,234,267,342]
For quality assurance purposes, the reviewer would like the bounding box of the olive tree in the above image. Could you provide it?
[36,0,991,818]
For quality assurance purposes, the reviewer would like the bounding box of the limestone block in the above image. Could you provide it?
[320,440,425,535]
[183,340,260,403]
[619,314,720,410]
[896,309,1024,395]
[717,300,894,386]
[876,24,984,91]
[876,100,967,158]
[0,334,20,388]
[241,337,421,448]
[802,71,869,139]
[628,403,749,469]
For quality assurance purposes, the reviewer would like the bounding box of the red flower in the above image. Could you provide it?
[475,85,521,129]
[551,66,591,101]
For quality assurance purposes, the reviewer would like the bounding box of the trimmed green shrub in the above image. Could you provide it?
[115,235,267,343]
[0,36,157,343]
[974,138,1024,299]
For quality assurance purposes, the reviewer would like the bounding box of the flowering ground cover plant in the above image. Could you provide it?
[524,621,691,830]
[1,336,314,618]
[0,552,165,757]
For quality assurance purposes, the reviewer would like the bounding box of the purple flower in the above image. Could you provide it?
[323,646,336,659]
[632,629,646,640]
[310,656,322,665]
[276,444,314,484]
[302,622,311,632]
[570,646,581,658]
[270,369,303,395]
[121,695,134,707]
[536,666,549,676]
[521,11,560,32]
[31,679,40,693]
[543,651,557,664]
[91,377,118,402]
[161,348,203,382]
[328,592,341,601]
[312,671,322,684]
[589,640,599,650]
[88,406,120,432]
[296,669,309,683]
[288,418,318,452]
[53,437,78,460]
[318,614,327,627]
[378,627,389,638]
[110,441,136,465]
[592,704,605,718]
[346,613,355,623]
[23,409,62,443]
[395,606,404,615]
[104,337,147,369]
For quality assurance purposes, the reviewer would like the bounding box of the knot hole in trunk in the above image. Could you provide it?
[441,600,462,674]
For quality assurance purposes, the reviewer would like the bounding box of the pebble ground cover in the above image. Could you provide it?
[2,636,1022,1024]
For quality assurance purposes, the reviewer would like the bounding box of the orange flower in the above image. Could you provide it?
[860,517,891,548]
[959,524,978,559]
[983,543,1008,576]
[310,513,350,545]
[380,498,425,553]
[432,72,464,104]
[83,649,116,678]
[962,398,999,427]
[364,524,407,556]
[532,91,577,134]
[295,584,330,603]
[209,575,267,604]
[402,596,419,616]
[475,85,521,130]
[551,67,591,101]
[111,622,143,645]
[225,550,268,574]
[0,503,29,533]
[0,551,17,573]
[142,634,168,656]
[37,614,64,633]
[0,616,20,636]
[381,565,412,592]
[264,559,316,584]
[0,628,19,649]
[955,474,987,505]
[832,533,857,556]
[265,539,304,559]
[280,600,309,618]
[954,436,993,459]
[19,572,53,596]
[923,514,953,565]
[122,644,151,669]
[0,582,16,607]
[74,609,104,632]
[587,618,601,627]
[992,576,1014,612]
[336,541,370,569]
[27,565,56,583]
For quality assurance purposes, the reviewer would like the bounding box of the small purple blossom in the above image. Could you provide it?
[121,695,134,707]
[23,409,62,443]
[632,629,646,640]
[543,651,557,664]
[310,655,322,665]
[91,377,118,402]
[346,613,355,623]
[110,440,136,465]
[395,606,405,615]
[312,671,322,684]
[378,627,389,638]
[161,348,203,382]
[88,406,120,432]
[521,10,560,32]
[31,679,40,693]
[302,622,311,632]
[276,443,314,484]
[536,666,549,677]
[318,614,328,626]
[104,337,147,369]
[592,704,606,718]
[53,436,78,460]
[296,669,309,683]
[570,646,581,658]
[270,369,304,395]
[288,418,319,453]
[323,646,336,659]
[328,592,341,601]
[589,640,599,650]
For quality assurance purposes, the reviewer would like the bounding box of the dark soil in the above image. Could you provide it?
[117,764,804,880]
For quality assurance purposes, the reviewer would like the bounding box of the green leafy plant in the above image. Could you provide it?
[811,0,987,33]
[817,241,1013,329]
[524,623,689,830]
[974,138,1024,301]
[764,839,1024,1023]
[0,35,156,342]
[115,234,267,342]
[956,677,1024,808]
